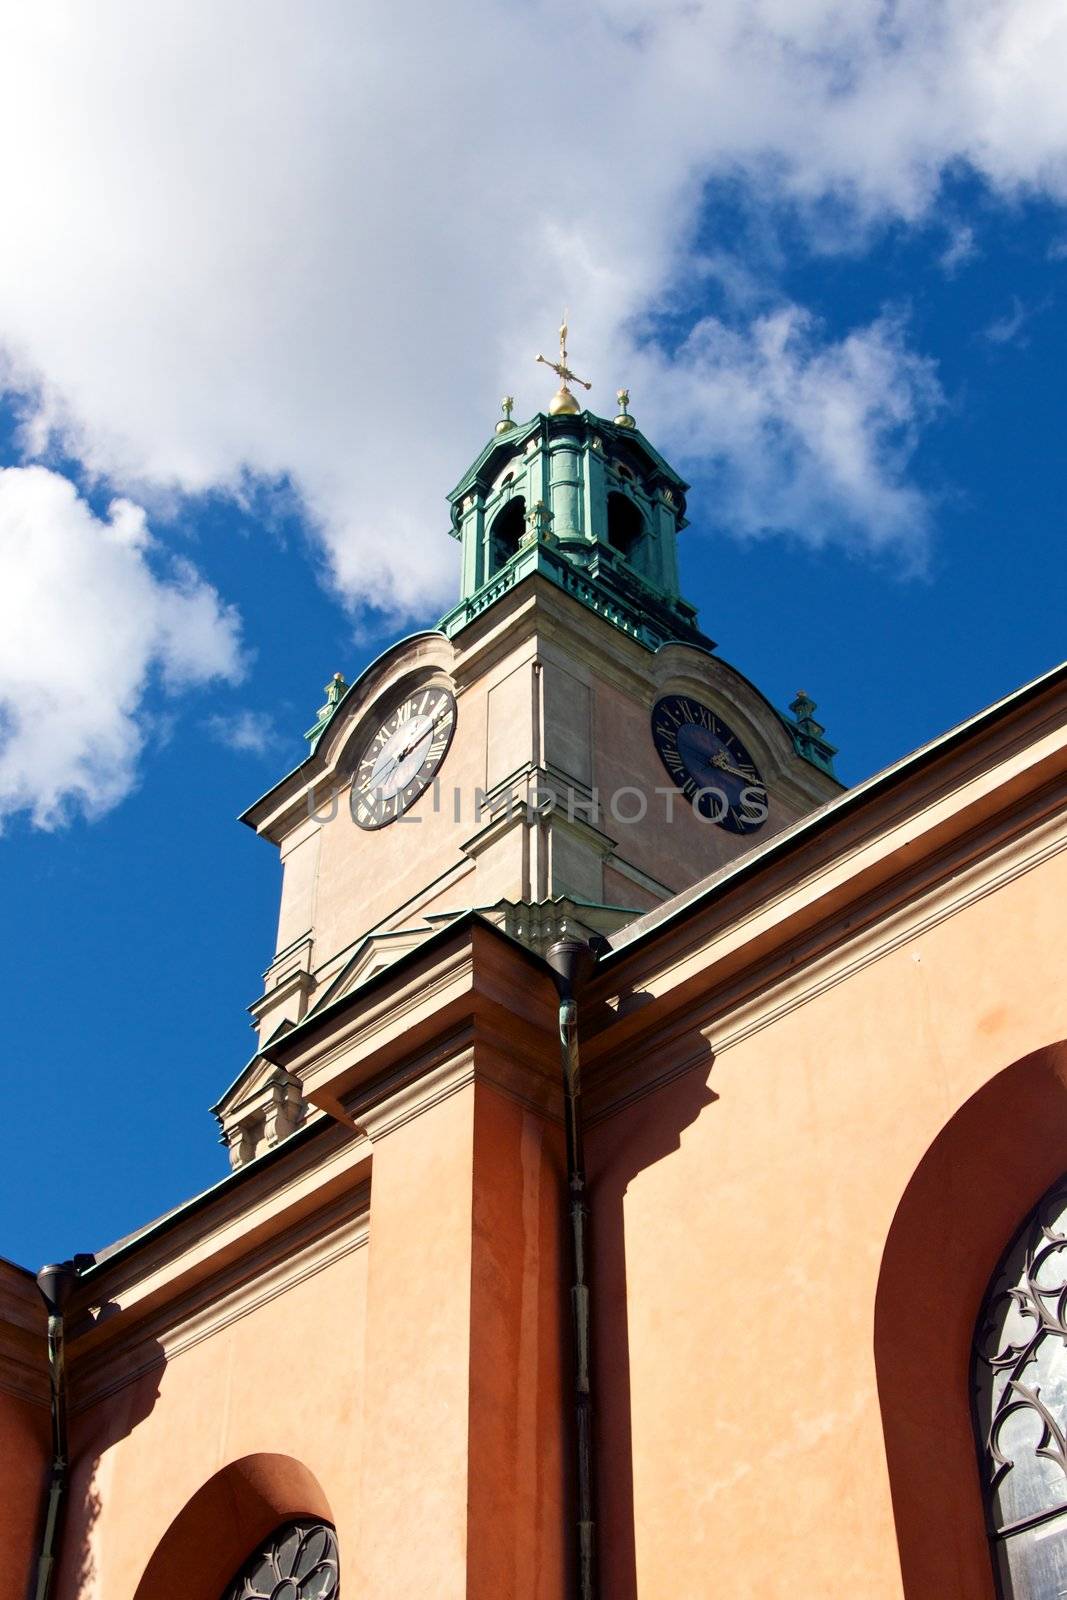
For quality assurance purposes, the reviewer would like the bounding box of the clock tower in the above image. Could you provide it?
[216,334,841,1164]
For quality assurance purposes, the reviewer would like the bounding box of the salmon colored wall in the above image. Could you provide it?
[467,1083,569,1599]
[354,1068,570,1600]
[354,1081,476,1596]
[60,1242,368,1600]
[588,844,1067,1600]
[0,1390,49,1596]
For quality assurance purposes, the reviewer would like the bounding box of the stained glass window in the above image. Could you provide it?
[974,1178,1067,1598]
[221,1520,340,1600]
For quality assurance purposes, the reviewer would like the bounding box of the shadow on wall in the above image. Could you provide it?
[586,1032,718,1600]
[59,1307,165,1599]
[874,1040,1067,1600]
[131,1453,334,1600]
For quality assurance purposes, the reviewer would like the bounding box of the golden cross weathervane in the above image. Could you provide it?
[536,312,591,415]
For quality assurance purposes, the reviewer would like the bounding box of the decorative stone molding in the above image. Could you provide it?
[217,1065,307,1170]
[482,895,635,958]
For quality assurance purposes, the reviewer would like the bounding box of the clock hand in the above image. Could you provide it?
[361,711,446,794]
[365,749,402,790]
[393,707,452,762]
[709,752,762,785]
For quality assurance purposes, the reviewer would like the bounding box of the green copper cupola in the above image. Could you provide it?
[437,400,713,652]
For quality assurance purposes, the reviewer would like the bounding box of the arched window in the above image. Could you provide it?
[973,1176,1067,1597]
[221,1520,340,1600]
[489,496,525,573]
[606,491,644,560]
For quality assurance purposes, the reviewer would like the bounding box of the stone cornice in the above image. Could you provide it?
[69,1185,370,1409]
[69,1117,372,1362]
[265,918,557,1117]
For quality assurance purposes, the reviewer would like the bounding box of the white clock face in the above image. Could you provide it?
[351,685,457,830]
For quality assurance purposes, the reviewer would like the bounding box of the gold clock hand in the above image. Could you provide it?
[710,751,761,784]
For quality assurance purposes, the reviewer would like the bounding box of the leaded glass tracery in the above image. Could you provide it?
[221,1519,339,1600]
[974,1177,1067,1597]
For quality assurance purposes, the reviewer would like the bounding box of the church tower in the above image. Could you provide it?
[217,327,841,1163]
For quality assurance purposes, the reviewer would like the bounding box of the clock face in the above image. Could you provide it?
[351,685,457,830]
[651,693,768,834]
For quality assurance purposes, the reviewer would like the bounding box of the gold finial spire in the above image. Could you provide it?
[614,387,636,428]
[495,395,515,434]
[536,311,591,416]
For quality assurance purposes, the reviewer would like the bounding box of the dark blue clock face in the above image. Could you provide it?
[651,693,768,834]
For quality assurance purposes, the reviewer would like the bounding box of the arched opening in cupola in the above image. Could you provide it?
[607,491,645,561]
[489,496,525,574]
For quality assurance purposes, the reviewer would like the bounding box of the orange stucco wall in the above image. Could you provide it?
[588,834,1067,1599]
[63,1061,571,1600]
[61,1240,368,1600]
[354,1080,475,1595]
[354,1070,569,1599]
[467,1082,569,1597]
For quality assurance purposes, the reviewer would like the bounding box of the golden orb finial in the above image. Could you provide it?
[614,387,636,428]
[536,311,591,417]
[548,386,582,416]
[495,395,516,434]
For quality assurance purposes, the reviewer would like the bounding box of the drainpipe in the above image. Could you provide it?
[546,936,603,1600]
[33,1258,86,1600]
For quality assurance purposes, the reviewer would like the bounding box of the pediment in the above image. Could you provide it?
[305,918,463,1016]
[212,1025,294,1122]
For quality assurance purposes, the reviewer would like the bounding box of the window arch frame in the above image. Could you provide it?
[220,1517,340,1600]
[972,1173,1067,1597]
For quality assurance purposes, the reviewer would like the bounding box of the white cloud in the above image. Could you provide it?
[983,295,1029,344]
[982,293,1049,346]
[0,2,1064,615]
[939,225,978,276]
[0,466,243,827]
[637,308,942,563]
[205,709,278,756]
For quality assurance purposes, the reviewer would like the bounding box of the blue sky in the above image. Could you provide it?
[1,3,1066,1269]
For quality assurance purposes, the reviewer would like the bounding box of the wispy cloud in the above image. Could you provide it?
[982,295,1048,347]
[939,226,977,277]
[205,709,279,756]
[638,308,942,568]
